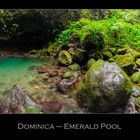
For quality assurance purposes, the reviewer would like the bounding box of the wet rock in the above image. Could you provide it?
[36,66,48,73]
[57,79,77,93]
[131,87,140,97]
[1,85,41,113]
[124,96,136,113]
[131,71,140,83]
[48,70,58,77]
[77,61,133,112]
[41,101,62,113]
[68,63,81,71]
[58,50,73,66]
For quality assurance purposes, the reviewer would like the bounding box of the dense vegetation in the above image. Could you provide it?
[1,9,140,52]
[56,10,140,51]
[0,9,81,51]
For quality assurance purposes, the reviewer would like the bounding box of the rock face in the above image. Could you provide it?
[77,61,133,112]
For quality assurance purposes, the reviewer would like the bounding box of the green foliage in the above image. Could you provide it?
[0,10,18,40]
[56,10,140,51]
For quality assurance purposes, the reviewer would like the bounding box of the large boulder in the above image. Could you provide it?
[77,61,133,112]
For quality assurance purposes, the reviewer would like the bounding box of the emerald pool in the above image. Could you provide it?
[0,56,45,96]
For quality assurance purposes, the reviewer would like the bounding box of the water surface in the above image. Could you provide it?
[0,56,45,95]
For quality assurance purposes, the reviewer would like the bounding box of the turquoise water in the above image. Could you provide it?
[0,56,45,95]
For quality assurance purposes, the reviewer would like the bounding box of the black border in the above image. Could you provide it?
[0,0,139,9]
[0,114,139,137]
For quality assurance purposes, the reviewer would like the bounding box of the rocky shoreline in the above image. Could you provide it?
[0,51,26,57]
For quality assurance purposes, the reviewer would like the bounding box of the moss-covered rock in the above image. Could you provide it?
[131,71,140,83]
[72,48,87,65]
[58,50,73,66]
[117,48,127,55]
[114,53,136,75]
[77,61,132,112]
[68,63,81,71]
[108,57,116,62]
[102,51,113,60]
[136,58,140,67]
[126,48,140,58]
[104,47,117,55]
[63,72,74,79]
[86,58,96,69]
